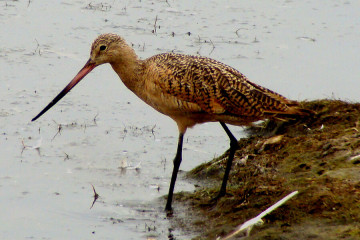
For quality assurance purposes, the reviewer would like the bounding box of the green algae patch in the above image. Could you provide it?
[177,100,360,239]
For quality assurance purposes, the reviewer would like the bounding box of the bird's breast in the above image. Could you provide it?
[140,82,203,117]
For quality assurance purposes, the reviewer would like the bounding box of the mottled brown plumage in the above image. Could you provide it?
[88,33,309,133]
[32,33,311,211]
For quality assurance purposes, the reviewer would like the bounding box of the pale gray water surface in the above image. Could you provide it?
[1,0,359,239]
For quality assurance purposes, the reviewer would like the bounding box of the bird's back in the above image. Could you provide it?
[138,53,310,129]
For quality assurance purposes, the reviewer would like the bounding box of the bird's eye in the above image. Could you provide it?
[99,45,106,51]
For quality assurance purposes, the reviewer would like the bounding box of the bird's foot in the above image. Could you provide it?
[165,202,174,217]
[165,209,174,217]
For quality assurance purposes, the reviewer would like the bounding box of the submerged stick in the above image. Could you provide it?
[90,184,99,209]
[218,191,299,240]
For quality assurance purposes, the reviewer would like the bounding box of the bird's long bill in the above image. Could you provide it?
[31,59,96,122]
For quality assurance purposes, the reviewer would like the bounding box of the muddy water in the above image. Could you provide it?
[1,1,359,239]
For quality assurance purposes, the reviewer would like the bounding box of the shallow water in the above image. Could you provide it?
[1,0,359,239]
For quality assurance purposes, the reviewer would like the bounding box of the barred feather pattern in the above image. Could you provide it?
[143,53,303,117]
[90,34,310,132]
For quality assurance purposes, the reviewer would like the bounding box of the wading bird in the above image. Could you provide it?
[32,33,310,211]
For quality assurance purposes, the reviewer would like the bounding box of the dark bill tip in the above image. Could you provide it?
[32,59,95,122]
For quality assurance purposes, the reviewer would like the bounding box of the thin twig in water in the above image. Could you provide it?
[21,139,27,155]
[209,39,216,55]
[90,184,99,209]
[33,39,41,56]
[142,42,146,52]
[64,152,70,161]
[52,121,62,141]
[152,15,158,34]
[235,28,241,37]
[93,113,99,124]
[161,156,167,171]
[235,28,249,37]
[151,124,156,139]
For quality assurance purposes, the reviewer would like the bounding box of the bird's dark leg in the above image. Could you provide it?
[165,132,184,211]
[217,122,239,198]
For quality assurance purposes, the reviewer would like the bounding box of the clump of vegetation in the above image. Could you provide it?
[175,100,360,239]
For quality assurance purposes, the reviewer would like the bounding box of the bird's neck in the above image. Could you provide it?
[110,50,143,92]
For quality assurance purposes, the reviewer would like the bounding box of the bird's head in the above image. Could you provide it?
[89,33,128,66]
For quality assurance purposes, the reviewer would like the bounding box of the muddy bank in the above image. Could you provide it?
[173,100,360,239]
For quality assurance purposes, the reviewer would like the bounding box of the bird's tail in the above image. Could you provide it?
[263,105,315,120]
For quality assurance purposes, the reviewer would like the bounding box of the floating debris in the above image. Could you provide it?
[90,184,99,209]
[21,137,42,155]
[296,36,316,42]
[119,158,141,170]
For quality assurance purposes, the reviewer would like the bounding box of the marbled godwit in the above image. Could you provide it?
[32,33,311,211]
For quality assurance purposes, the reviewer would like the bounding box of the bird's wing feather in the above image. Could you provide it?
[147,53,304,117]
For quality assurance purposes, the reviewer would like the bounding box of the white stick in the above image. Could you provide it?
[218,191,299,240]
